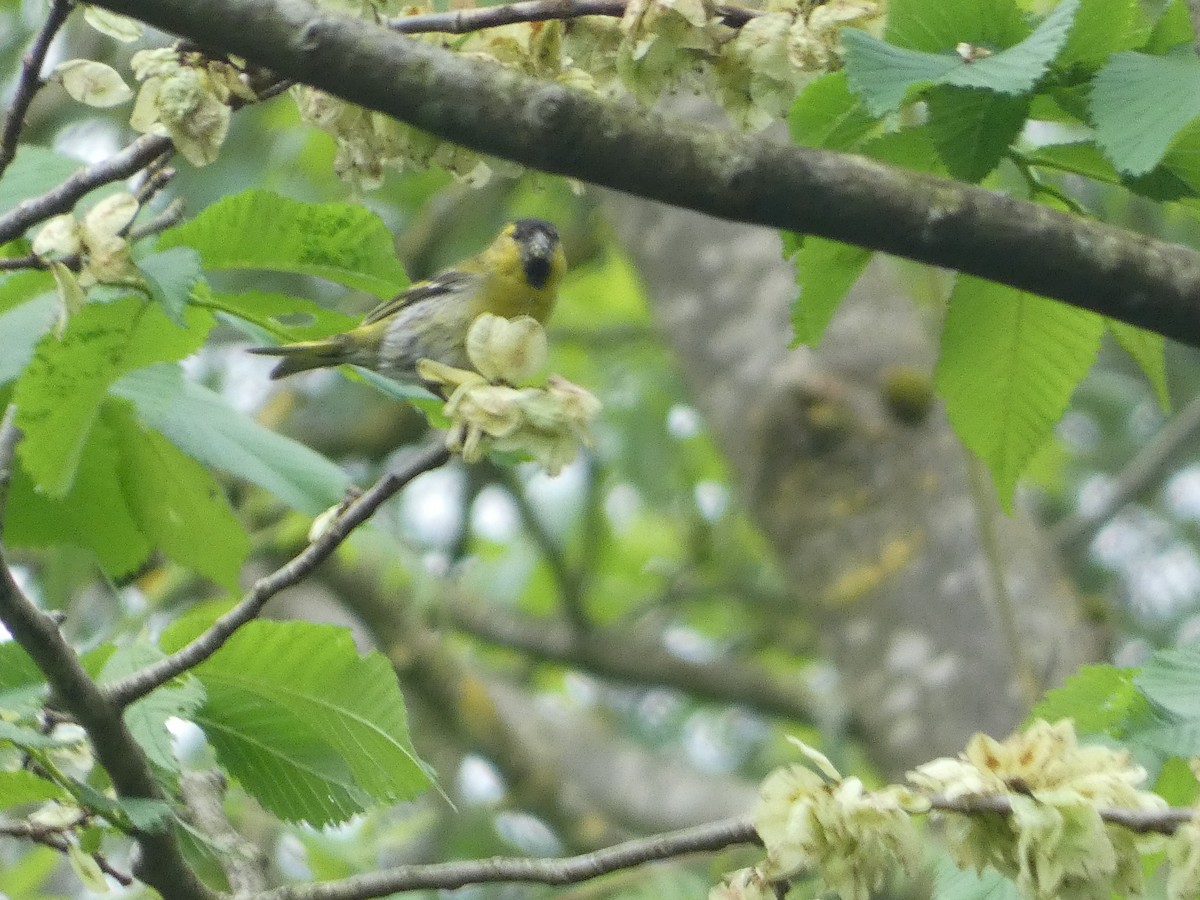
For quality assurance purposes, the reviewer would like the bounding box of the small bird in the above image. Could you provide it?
[249,219,566,382]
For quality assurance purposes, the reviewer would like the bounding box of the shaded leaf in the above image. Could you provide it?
[1091,51,1200,176]
[926,86,1029,182]
[1030,664,1139,734]
[0,771,67,811]
[13,298,212,496]
[843,0,1079,116]
[5,410,153,578]
[788,72,877,150]
[0,641,47,715]
[138,247,204,325]
[789,236,872,345]
[113,364,351,514]
[1107,319,1169,410]
[1135,645,1200,719]
[106,400,249,589]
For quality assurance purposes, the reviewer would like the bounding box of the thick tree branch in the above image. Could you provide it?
[445,599,820,723]
[102,440,451,709]
[0,0,73,179]
[77,0,1200,349]
[0,550,214,900]
[257,814,756,899]
[1052,392,1200,552]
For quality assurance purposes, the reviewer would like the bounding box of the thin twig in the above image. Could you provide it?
[1053,392,1200,552]
[257,814,757,900]
[103,439,452,708]
[966,454,1042,703]
[0,198,187,272]
[494,463,592,631]
[445,598,820,723]
[0,403,22,538]
[387,0,760,33]
[0,0,74,180]
[0,133,173,247]
[0,548,215,899]
[930,793,1196,835]
[180,771,268,893]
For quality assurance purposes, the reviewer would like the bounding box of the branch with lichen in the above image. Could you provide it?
[65,0,1200,349]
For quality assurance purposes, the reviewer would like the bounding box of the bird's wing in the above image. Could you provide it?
[360,270,475,325]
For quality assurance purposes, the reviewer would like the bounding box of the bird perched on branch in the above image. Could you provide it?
[249,219,565,383]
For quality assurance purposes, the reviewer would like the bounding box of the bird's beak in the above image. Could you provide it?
[526,231,554,261]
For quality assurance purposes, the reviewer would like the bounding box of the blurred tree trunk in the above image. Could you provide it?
[605,198,1104,777]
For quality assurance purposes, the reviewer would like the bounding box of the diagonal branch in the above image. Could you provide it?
[0,550,214,900]
[0,133,173,246]
[79,0,1200,350]
[0,0,74,179]
[445,598,821,723]
[102,439,451,709]
[257,814,757,899]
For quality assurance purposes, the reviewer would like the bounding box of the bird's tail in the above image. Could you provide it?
[247,337,349,379]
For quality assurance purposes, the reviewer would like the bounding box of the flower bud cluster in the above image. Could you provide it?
[418,314,602,474]
[297,0,880,186]
[715,721,1200,900]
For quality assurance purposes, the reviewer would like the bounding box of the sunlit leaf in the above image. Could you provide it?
[157,190,410,299]
[162,620,432,825]
[935,277,1103,509]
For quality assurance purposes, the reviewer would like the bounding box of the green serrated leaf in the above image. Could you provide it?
[1107,319,1169,410]
[178,619,431,825]
[844,0,1079,116]
[1153,756,1199,806]
[1024,140,1194,201]
[0,147,86,216]
[789,237,872,345]
[0,844,61,898]
[1059,0,1143,67]
[788,72,878,150]
[1091,51,1200,176]
[0,641,48,714]
[926,86,1029,182]
[99,642,204,774]
[1145,0,1194,54]
[859,127,946,172]
[0,770,67,811]
[884,0,1030,52]
[137,247,203,325]
[13,298,212,496]
[5,410,152,578]
[1135,645,1200,719]
[1030,664,1138,734]
[935,277,1103,510]
[0,291,56,386]
[112,364,351,514]
[157,189,410,299]
[198,287,358,344]
[105,399,249,589]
